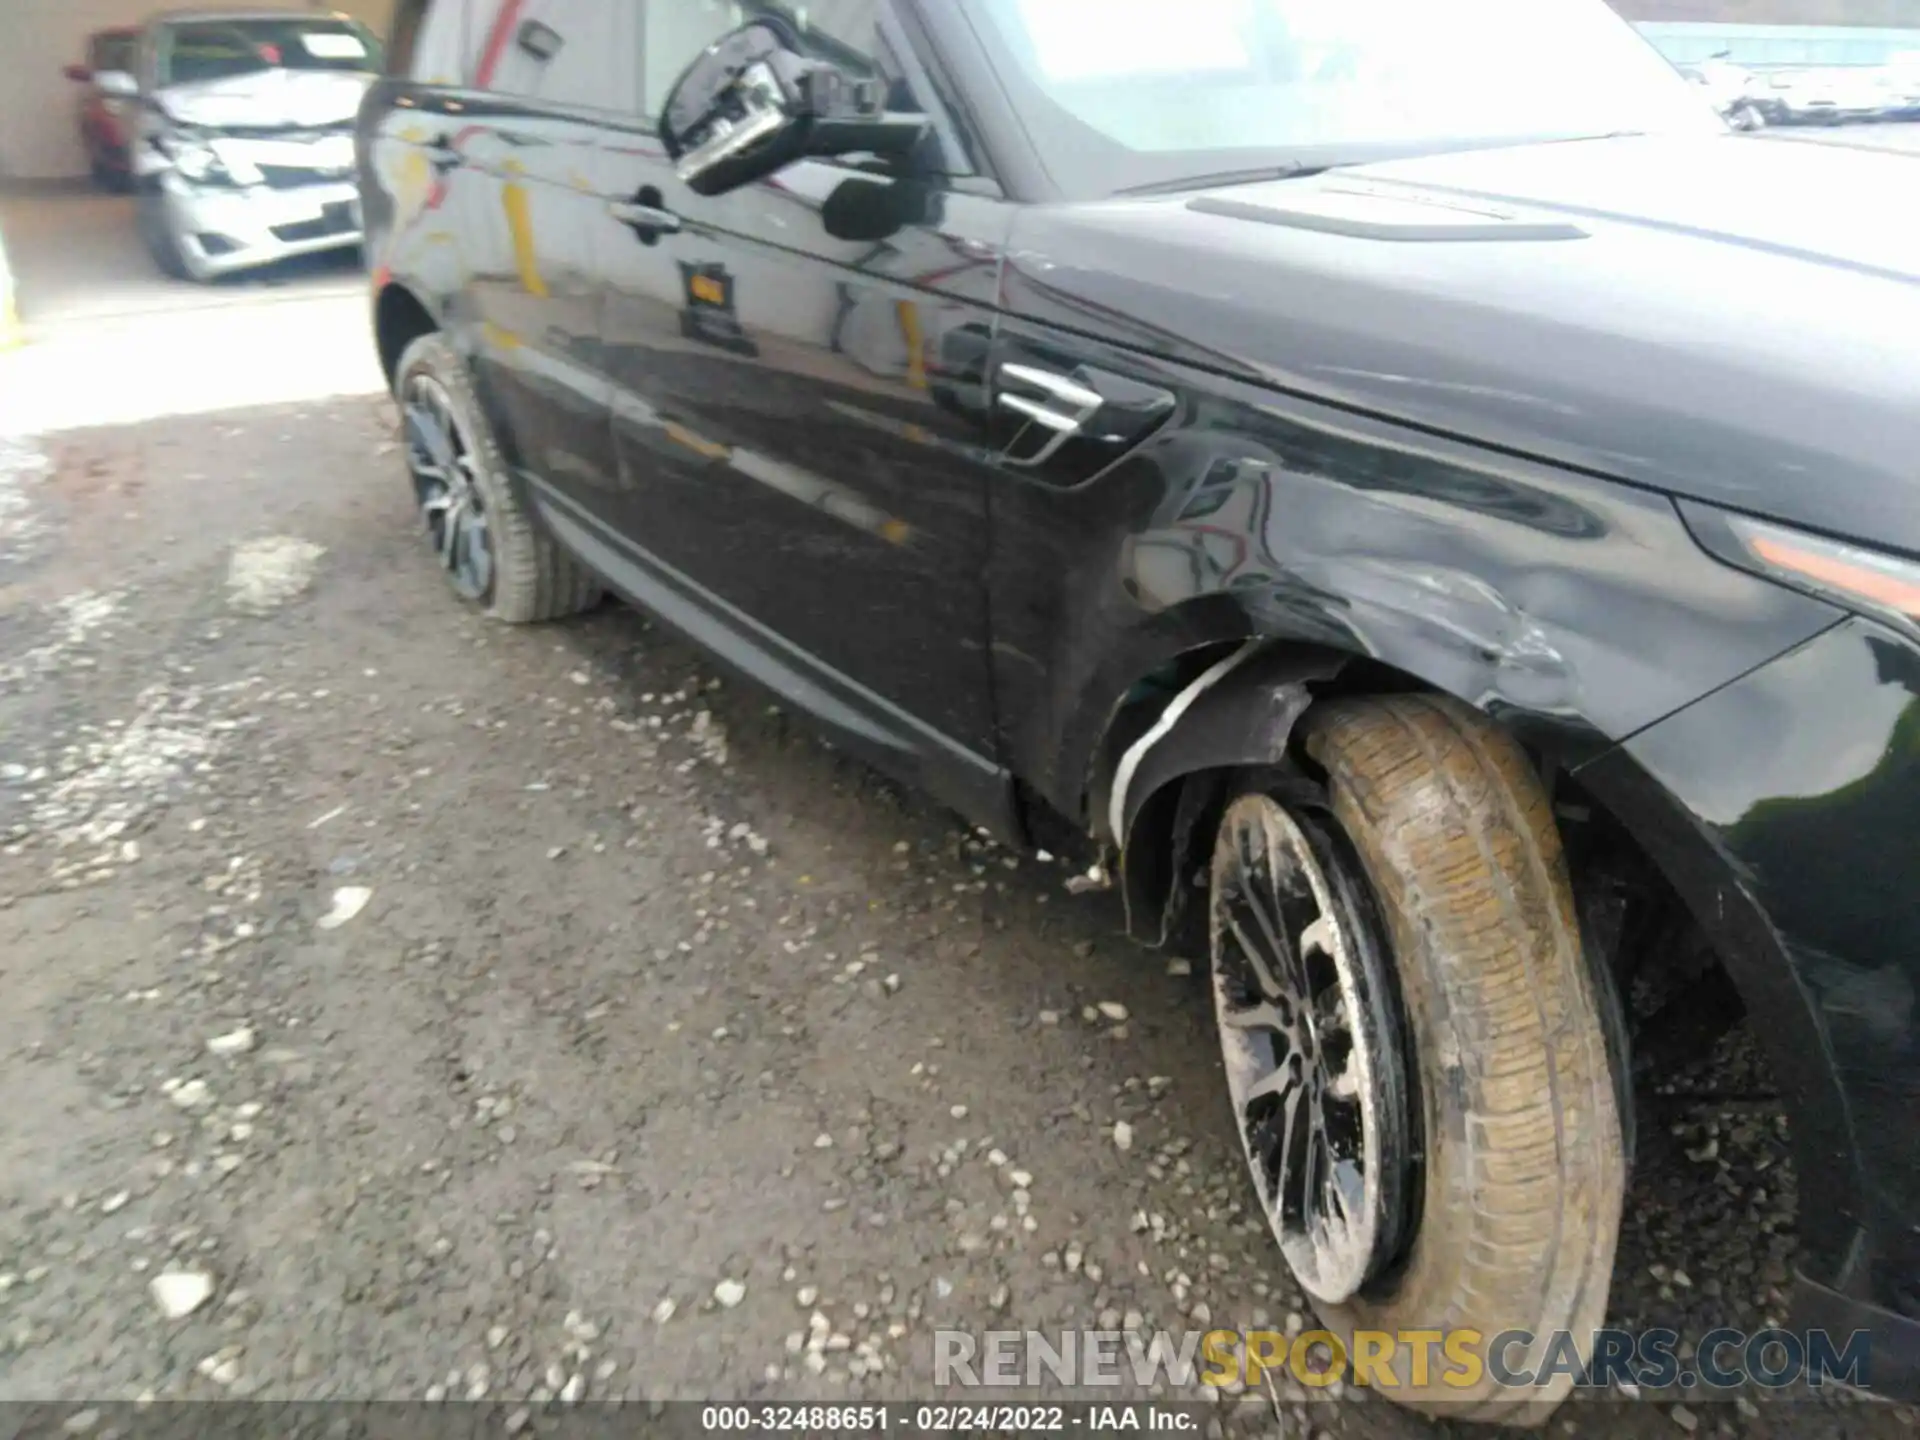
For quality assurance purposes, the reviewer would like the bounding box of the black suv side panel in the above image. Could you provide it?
[359,0,1920,1388]
[982,270,1841,827]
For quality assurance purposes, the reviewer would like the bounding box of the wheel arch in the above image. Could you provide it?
[1569,743,1867,1289]
[1082,630,1612,951]
[374,280,440,391]
[1095,633,1866,1291]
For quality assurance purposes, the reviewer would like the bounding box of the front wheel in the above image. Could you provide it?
[1209,695,1625,1424]
[136,192,192,281]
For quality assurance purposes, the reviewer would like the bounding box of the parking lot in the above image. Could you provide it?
[1,139,1918,1438]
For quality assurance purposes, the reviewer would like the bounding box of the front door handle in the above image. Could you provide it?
[609,200,681,238]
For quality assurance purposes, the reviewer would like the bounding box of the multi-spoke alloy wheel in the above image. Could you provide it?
[1208,700,1627,1424]
[1210,791,1415,1307]
[404,373,494,603]
[391,334,601,624]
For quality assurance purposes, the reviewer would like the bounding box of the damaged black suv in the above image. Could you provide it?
[360,0,1920,1419]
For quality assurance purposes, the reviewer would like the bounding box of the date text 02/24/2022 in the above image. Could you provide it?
[697,1403,1200,1431]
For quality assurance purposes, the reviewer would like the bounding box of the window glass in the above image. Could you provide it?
[89,32,137,75]
[969,0,1720,198]
[388,0,469,82]
[159,18,383,85]
[469,0,632,111]
[640,0,881,116]
[413,0,471,83]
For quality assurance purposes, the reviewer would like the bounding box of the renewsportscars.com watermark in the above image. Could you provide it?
[934,1327,1874,1394]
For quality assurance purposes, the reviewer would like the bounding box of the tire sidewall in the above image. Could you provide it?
[395,334,509,614]
[137,190,196,282]
[1212,701,1624,1422]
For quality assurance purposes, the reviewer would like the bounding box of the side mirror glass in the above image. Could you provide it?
[659,22,927,198]
[95,70,139,98]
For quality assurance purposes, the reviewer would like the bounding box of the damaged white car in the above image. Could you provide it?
[126,10,380,281]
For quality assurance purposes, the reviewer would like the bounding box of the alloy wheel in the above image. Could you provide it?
[1210,792,1418,1306]
[403,373,494,602]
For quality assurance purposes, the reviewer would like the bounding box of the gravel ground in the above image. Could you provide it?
[0,396,1913,1440]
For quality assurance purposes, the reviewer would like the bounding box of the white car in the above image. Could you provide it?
[1681,58,1765,129]
[1884,51,1920,115]
[1765,66,1888,125]
[130,9,380,282]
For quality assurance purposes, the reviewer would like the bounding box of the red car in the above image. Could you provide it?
[63,27,141,189]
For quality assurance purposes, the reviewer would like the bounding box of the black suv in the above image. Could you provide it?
[360,0,1919,1418]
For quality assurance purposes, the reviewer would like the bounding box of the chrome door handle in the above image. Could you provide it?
[1000,364,1103,411]
[609,201,681,235]
[996,363,1103,468]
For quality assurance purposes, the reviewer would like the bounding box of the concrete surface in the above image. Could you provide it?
[0,144,1915,1438]
[0,183,382,432]
[1767,118,1920,149]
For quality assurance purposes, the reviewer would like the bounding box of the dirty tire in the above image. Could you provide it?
[394,333,602,624]
[1226,694,1625,1425]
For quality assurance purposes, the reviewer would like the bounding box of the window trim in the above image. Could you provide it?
[386,0,433,79]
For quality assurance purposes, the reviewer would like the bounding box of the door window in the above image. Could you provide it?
[468,0,635,112]
[388,0,470,84]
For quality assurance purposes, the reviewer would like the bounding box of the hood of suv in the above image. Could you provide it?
[158,68,374,131]
[1006,133,1920,553]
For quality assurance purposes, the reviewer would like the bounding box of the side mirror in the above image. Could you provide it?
[95,70,139,98]
[659,22,925,198]
[820,173,939,242]
[64,64,93,83]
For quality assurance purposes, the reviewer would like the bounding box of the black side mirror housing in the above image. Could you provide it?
[660,22,926,198]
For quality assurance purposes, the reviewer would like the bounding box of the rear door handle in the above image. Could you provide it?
[609,200,681,236]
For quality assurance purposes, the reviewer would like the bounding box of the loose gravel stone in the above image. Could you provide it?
[149,1270,214,1319]
[206,1026,256,1057]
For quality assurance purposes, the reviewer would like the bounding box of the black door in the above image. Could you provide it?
[581,1,1014,824]
[457,0,639,519]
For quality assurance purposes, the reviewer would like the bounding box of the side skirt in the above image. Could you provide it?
[523,475,1024,846]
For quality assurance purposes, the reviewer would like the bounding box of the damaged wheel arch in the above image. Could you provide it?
[1090,641,1350,950]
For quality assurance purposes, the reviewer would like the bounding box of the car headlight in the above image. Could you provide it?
[1684,501,1920,640]
[169,136,225,183]
[162,132,261,186]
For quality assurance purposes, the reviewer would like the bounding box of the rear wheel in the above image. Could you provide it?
[394,333,602,623]
[1208,694,1625,1424]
